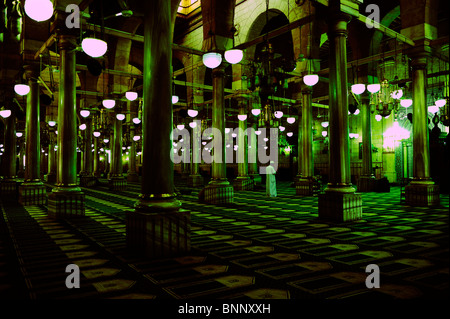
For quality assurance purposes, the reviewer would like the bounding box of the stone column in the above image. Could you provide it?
[45,131,57,183]
[296,87,315,195]
[189,82,204,188]
[357,102,376,191]
[187,95,204,187]
[318,10,362,222]
[248,116,261,186]
[381,114,397,183]
[181,117,191,179]
[1,112,18,200]
[294,99,302,183]
[17,141,25,178]
[233,101,253,190]
[127,126,139,182]
[108,115,127,190]
[127,0,190,258]
[405,52,440,206]
[47,31,85,218]
[18,64,47,206]
[80,117,95,187]
[201,66,234,203]
[106,130,114,178]
[93,134,100,177]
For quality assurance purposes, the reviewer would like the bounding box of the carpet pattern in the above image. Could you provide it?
[1,179,448,300]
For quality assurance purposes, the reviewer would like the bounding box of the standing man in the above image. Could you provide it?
[266,161,277,197]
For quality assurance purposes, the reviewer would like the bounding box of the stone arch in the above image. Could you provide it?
[244,8,285,61]
[367,5,400,81]
[236,0,293,48]
[112,17,143,95]
[173,56,187,103]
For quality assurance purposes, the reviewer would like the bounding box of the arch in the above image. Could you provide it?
[112,17,143,95]
[367,5,401,80]
[244,8,285,62]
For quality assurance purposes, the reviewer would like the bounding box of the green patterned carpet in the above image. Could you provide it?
[1,178,448,300]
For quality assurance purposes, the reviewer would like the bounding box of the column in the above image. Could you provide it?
[381,114,397,183]
[127,0,190,258]
[233,101,253,190]
[106,130,114,178]
[181,117,191,179]
[93,133,100,177]
[405,52,440,206]
[1,112,18,200]
[80,117,96,186]
[357,102,376,191]
[127,126,139,182]
[318,9,362,222]
[108,115,127,190]
[47,31,85,218]
[18,63,47,206]
[45,130,57,183]
[17,140,25,178]
[201,66,234,203]
[294,96,303,183]
[248,114,261,186]
[188,119,204,187]
[296,86,315,195]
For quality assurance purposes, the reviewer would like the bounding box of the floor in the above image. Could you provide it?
[1,177,449,301]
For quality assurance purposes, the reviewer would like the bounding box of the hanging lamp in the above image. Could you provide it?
[24,0,54,22]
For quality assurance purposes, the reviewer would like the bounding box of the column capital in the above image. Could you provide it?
[235,93,248,106]
[23,63,40,81]
[50,10,79,38]
[328,12,351,37]
[301,85,313,95]
[212,65,226,78]
[57,34,78,52]
[410,51,431,70]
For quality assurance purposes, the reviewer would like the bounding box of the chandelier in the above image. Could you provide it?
[370,79,402,117]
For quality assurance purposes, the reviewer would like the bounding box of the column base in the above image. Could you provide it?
[80,175,97,187]
[126,208,191,259]
[405,181,440,207]
[18,182,47,206]
[181,171,190,179]
[357,175,376,192]
[108,176,127,191]
[1,179,18,201]
[318,189,362,222]
[187,174,204,187]
[47,189,85,218]
[293,175,302,183]
[382,171,397,184]
[127,172,139,182]
[295,177,315,196]
[233,176,254,191]
[200,180,234,204]
[44,173,56,184]
[249,173,262,186]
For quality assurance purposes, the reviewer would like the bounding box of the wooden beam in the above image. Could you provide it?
[355,14,415,47]
[33,34,56,60]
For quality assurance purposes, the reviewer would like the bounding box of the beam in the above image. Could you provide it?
[355,14,415,47]
[313,0,415,47]
[34,34,56,60]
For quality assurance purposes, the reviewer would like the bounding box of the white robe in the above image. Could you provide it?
[266,165,277,197]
